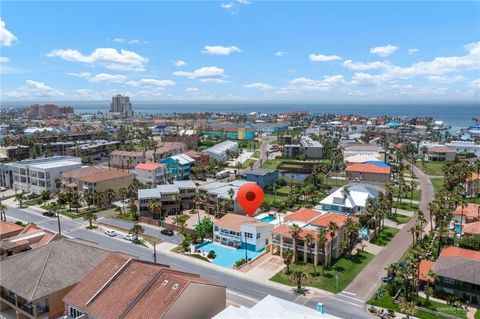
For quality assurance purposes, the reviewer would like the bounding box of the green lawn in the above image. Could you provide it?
[253,151,260,158]
[261,159,281,169]
[270,251,374,293]
[392,201,419,212]
[276,186,292,195]
[467,197,480,204]
[369,287,468,319]
[388,214,412,224]
[116,213,138,221]
[431,178,444,193]
[240,159,257,169]
[24,198,43,206]
[371,227,399,246]
[475,309,480,319]
[264,193,287,205]
[418,161,445,176]
[394,188,421,201]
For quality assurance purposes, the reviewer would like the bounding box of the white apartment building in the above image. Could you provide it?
[300,136,323,159]
[203,140,239,162]
[137,180,196,216]
[198,180,256,216]
[213,213,274,252]
[133,162,167,185]
[11,156,82,194]
[445,141,480,157]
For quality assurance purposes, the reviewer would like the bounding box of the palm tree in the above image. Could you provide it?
[420,146,428,166]
[130,224,145,242]
[15,193,25,208]
[408,225,416,245]
[291,270,307,292]
[327,221,339,263]
[317,228,327,275]
[117,187,128,214]
[129,198,138,220]
[282,249,293,275]
[148,199,162,220]
[425,269,437,302]
[290,223,301,262]
[398,297,416,319]
[304,233,316,274]
[84,211,96,229]
[54,178,62,193]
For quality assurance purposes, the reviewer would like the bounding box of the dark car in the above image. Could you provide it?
[161,229,174,236]
[197,175,207,181]
[42,211,55,217]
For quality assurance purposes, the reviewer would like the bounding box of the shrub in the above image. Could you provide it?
[207,250,216,259]
[235,258,247,268]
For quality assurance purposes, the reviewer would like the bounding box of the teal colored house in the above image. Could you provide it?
[160,154,195,180]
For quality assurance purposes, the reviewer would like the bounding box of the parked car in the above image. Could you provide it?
[161,229,174,236]
[197,175,207,181]
[104,230,117,237]
[123,233,135,241]
[42,211,55,217]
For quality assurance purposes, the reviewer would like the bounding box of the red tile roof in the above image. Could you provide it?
[63,254,223,319]
[0,221,24,238]
[428,145,455,153]
[439,246,480,261]
[454,204,480,220]
[80,168,132,183]
[418,260,436,281]
[135,162,166,171]
[311,212,359,228]
[271,224,334,241]
[468,173,480,181]
[345,163,391,174]
[284,208,321,223]
[463,221,480,235]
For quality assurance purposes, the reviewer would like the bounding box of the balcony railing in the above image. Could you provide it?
[0,291,15,305]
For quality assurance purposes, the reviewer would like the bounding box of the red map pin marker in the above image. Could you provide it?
[237,183,264,217]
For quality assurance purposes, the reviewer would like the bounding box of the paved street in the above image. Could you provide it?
[344,161,435,301]
[4,203,371,319]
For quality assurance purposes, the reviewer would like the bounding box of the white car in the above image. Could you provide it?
[104,230,117,237]
[123,233,136,241]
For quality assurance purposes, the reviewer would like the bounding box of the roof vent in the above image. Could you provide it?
[162,280,169,286]
[172,283,179,290]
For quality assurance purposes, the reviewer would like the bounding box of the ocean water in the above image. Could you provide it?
[2,101,479,129]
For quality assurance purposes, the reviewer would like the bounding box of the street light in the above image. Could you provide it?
[56,212,61,235]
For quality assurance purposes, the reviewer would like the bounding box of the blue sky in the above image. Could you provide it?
[1,1,479,101]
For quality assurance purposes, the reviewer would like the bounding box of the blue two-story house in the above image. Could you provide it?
[160,154,195,181]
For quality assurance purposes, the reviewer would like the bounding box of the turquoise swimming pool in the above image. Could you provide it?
[195,242,264,268]
[257,215,276,223]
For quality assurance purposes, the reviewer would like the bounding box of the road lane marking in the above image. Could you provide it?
[337,293,365,303]
[328,296,364,308]
[226,289,261,303]
[341,291,357,296]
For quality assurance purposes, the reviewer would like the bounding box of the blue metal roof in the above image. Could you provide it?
[363,160,391,167]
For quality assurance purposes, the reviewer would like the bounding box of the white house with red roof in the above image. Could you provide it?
[133,162,167,186]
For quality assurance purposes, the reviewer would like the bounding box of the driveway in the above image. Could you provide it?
[343,161,435,301]
[97,217,182,244]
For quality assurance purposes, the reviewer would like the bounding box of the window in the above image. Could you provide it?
[68,306,83,319]
[245,232,253,239]
[162,280,169,286]
[256,233,261,239]
[444,277,455,285]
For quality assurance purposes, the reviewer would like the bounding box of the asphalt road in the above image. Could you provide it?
[344,161,435,301]
[5,204,371,319]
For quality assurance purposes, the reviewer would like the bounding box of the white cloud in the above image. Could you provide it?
[0,56,9,63]
[244,82,273,90]
[173,66,228,83]
[113,38,125,43]
[0,19,17,47]
[202,45,241,55]
[221,2,234,9]
[4,80,64,98]
[90,73,127,83]
[309,54,342,62]
[186,87,201,93]
[426,75,465,83]
[285,75,345,92]
[174,60,186,67]
[66,72,126,83]
[126,78,175,87]
[469,78,480,89]
[408,48,420,55]
[350,73,380,86]
[370,44,398,57]
[342,60,391,71]
[275,51,286,57]
[237,0,251,4]
[47,48,149,71]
